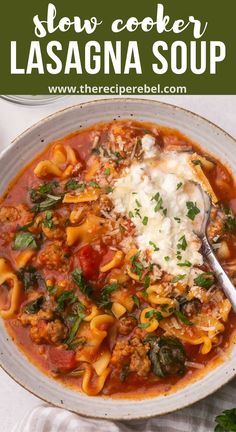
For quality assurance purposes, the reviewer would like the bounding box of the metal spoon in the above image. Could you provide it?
[194,184,236,313]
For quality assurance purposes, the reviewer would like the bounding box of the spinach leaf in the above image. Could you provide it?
[56,290,78,312]
[13,232,38,250]
[147,336,186,378]
[65,302,85,345]
[72,268,93,298]
[24,296,44,314]
[17,266,41,290]
[31,194,62,213]
[30,181,59,203]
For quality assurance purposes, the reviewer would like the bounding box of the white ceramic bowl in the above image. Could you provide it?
[0,99,236,420]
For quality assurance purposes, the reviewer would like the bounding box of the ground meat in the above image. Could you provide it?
[99,195,114,212]
[118,316,137,335]
[0,206,19,223]
[110,340,132,368]
[111,336,151,377]
[37,241,71,271]
[42,213,66,240]
[129,337,151,377]
[30,319,67,345]
[20,309,53,327]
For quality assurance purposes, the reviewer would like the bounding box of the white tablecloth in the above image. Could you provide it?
[0,95,235,432]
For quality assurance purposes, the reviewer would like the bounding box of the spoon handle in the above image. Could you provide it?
[201,236,236,313]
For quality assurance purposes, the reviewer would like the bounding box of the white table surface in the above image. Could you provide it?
[0,94,235,432]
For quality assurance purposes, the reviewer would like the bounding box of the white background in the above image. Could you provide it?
[0,95,235,432]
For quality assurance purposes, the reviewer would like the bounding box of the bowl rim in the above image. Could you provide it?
[0,97,236,420]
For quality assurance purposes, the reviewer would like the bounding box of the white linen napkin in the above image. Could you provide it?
[11,378,236,432]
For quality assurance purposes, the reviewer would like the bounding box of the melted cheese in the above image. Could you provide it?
[111,152,203,276]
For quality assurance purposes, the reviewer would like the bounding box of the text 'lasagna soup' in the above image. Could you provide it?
[0,120,236,398]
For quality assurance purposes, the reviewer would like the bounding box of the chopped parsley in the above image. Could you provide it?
[171,274,186,283]
[164,256,170,262]
[128,211,134,218]
[138,322,150,329]
[106,186,113,194]
[149,241,159,252]
[104,168,111,176]
[151,192,163,212]
[186,201,200,221]
[65,179,85,191]
[132,295,140,307]
[177,261,192,267]
[194,272,215,289]
[143,275,150,289]
[43,211,54,229]
[177,235,187,251]
[135,199,142,208]
[130,252,144,279]
[142,216,148,226]
[176,182,183,190]
[145,309,163,321]
[174,217,181,223]
[88,181,100,188]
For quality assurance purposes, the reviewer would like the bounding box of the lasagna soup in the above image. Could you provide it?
[0,120,236,398]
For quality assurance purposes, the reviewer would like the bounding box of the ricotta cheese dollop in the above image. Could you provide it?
[111,151,203,276]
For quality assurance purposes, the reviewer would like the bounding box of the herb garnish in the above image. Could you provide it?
[25,296,44,314]
[132,294,140,307]
[65,179,85,191]
[194,272,215,289]
[72,268,93,298]
[149,241,159,251]
[65,302,85,345]
[145,309,164,321]
[186,201,200,221]
[43,211,54,229]
[13,232,38,250]
[174,310,193,326]
[177,261,192,267]
[88,181,100,188]
[18,266,42,290]
[56,290,78,312]
[151,192,163,212]
[176,182,183,190]
[130,252,143,279]
[171,274,186,283]
[142,216,148,226]
[31,194,62,213]
[96,283,119,309]
[177,235,187,251]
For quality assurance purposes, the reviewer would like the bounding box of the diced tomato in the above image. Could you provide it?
[76,244,106,279]
[48,347,76,372]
